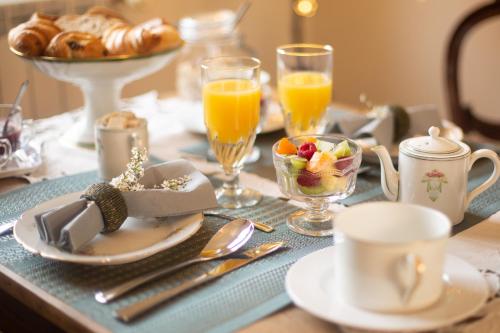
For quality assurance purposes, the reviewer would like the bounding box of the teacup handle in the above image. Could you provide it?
[465,149,500,209]
[396,253,426,305]
[0,138,12,168]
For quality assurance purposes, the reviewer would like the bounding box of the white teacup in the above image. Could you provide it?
[95,119,149,180]
[334,202,451,313]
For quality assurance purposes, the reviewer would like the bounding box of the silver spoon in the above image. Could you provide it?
[2,80,29,137]
[95,218,254,303]
[232,1,251,30]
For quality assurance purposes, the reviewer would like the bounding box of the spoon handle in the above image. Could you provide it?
[233,1,251,28]
[2,80,29,137]
[95,257,200,304]
[0,221,14,237]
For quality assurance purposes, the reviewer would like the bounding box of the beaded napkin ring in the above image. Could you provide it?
[81,183,128,233]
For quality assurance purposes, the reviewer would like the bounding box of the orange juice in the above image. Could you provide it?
[203,79,260,170]
[203,79,260,143]
[278,71,332,136]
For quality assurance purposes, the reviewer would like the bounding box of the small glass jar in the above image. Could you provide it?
[0,104,33,168]
[176,10,256,101]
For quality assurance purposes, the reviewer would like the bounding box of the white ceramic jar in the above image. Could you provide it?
[95,119,149,180]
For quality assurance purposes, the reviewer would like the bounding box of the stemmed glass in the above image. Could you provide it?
[277,44,333,137]
[201,56,262,208]
[272,135,361,236]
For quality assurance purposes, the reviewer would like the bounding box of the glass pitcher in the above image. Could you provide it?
[176,10,256,101]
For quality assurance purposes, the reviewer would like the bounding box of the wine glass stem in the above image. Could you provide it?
[305,198,331,223]
[223,168,242,191]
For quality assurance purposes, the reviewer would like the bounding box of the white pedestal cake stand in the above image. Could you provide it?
[11,47,181,147]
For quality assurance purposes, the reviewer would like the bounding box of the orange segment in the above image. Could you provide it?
[276,137,298,155]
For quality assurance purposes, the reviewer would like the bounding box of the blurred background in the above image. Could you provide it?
[1,0,499,124]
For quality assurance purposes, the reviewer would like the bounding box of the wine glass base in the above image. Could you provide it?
[286,209,334,237]
[215,186,262,209]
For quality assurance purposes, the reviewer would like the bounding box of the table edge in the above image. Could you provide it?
[0,263,111,333]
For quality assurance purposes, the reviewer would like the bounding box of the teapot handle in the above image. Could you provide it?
[465,149,500,208]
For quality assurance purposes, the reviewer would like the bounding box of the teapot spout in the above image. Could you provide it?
[371,145,399,201]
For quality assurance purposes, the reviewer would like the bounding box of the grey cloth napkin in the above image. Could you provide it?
[123,160,217,218]
[58,202,104,251]
[35,160,217,252]
[330,104,442,149]
[35,199,89,243]
[406,104,442,135]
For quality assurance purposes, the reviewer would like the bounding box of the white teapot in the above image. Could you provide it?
[372,126,500,225]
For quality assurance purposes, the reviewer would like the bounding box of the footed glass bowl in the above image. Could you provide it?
[272,135,362,236]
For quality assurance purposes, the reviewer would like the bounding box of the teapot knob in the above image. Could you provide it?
[428,126,440,139]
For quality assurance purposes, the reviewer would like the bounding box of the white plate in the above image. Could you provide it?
[14,192,203,265]
[0,143,42,179]
[286,246,488,332]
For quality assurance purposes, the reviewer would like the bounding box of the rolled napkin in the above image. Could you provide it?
[330,104,442,149]
[35,160,217,252]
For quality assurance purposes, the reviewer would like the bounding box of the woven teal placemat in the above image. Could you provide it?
[0,160,498,333]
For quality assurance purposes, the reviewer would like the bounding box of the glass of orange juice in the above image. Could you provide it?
[201,56,262,208]
[277,44,333,136]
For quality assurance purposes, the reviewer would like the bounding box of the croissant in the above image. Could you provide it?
[134,18,182,54]
[55,14,125,39]
[8,7,181,59]
[8,15,61,56]
[103,18,181,56]
[101,23,135,56]
[30,12,58,21]
[85,6,127,21]
[45,32,107,59]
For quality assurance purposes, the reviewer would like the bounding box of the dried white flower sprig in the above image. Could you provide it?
[110,147,191,192]
[155,175,191,191]
[110,147,147,192]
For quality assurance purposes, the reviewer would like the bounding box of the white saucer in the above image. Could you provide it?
[286,246,489,332]
[14,192,203,265]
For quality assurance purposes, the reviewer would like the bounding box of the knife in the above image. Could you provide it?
[204,211,274,233]
[0,220,15,237]
[114,241,284,323]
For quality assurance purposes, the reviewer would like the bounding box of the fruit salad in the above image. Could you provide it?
[273,135,361,198]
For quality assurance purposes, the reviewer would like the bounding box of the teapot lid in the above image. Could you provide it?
[400,126,469,160]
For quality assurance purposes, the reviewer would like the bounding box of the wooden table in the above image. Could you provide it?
[0,103,497,332]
